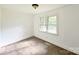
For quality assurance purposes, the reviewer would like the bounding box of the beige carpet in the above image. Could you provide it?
[0,36,76,55]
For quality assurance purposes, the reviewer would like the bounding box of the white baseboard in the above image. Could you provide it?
[0,35,33,48]
[34,35,79,54]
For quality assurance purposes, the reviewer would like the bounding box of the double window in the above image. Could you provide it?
[40,15,58,35]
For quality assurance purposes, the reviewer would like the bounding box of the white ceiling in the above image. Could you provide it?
[0,4,67,14]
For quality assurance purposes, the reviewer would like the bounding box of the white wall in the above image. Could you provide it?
[0,8,2,46]
[0,5,79,54]
[34,5,79,54]
[0,8,34,47]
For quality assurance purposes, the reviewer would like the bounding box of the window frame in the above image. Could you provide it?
[39,14,59,35]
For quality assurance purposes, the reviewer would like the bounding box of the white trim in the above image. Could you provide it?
[39,14,58,35]
[34,35,79,54]
[0,35,33,48]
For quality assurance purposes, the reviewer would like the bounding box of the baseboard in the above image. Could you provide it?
[1,35,79,54]
[34,35,79,55]
[1,35,34,48]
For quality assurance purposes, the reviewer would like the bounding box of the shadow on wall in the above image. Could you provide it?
[0,26,24,47]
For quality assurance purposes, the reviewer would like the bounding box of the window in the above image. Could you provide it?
[40,16,58,35]
[40,17,47,32]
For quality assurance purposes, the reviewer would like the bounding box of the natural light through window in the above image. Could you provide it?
[40,17,47,32]
[40,16,57,35]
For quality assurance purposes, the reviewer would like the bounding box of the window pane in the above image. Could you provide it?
[40,17,47,32]
[48,25,57,34]
[48,16,57,34]
[40,17,46,25]
[48,16,56,25]
[40,25,46,32]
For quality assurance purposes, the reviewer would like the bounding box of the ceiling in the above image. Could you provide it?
[0,4,67,14]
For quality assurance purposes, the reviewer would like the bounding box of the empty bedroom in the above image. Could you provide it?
[0,4,79,55]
